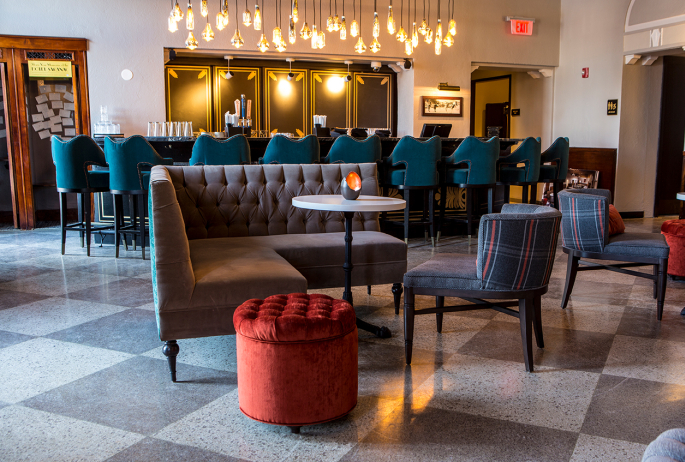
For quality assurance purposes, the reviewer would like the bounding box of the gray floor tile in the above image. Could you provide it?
[603,335,685,385]
[71,258,153,278]
[142,335,237,372]
[340,403,579,462]
[458,320,616,373]
[0,330,34,349]
[23,356,237,435]
[0,264,57,284]
[46,308,160,354]
[569,434,647,462]
[0,245,55,264]
[105,437,245,462]
[65,277,154,307]
[0,268,123,296]
[616,306,685,343]
[580,374,685,445]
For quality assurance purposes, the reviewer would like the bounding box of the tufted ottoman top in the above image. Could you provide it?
[233,293,356,342]
[661,219,685,237]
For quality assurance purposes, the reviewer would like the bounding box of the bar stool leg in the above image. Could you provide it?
[466,188,473,246]
[429,187,435,247]
[84,193,92,257]
[113,195,121,258]
[77,193,84,248]
[437,183,447,243]
[60,192,68,255]
[530,183,538,204]
[422,189,428,243]
[552,181,560,209]
[130,196,137,251]
[403,189,410,244]
[139,193,147,260]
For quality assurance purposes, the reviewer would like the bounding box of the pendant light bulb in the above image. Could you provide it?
[404,39,413,55]
[185,31,199,49]
[216,11,226,30]
[173,1,184,21]
[419,18,427,35]
[333,14,341,30]
[411,22,418,47]
[435,21,442,54]
[289,15,297,43]
[396,26,406,42]
[273,26,282,43]
[448,18,456,35]
[231,28,244,47]
[293,0,299,22]
[168,14,179,32]
[243,8,252,26]
[311,25,318,48]
[387,6,395,34]
[254,5,262,29]
[276,39,287,52]
[373,12,380,37]
[201,0,208,17]
[340,16,347,39]
[258,33,270,51]
[223,4,230,26]
[370,37,381,53]
[424,26,433,43]
[187,2,195,29]
[317,30,325,48]
[443,32,454,46]
[202,21,215,40]
[301,22,312,39]
[354,36,367,53]
[350,19,359,37]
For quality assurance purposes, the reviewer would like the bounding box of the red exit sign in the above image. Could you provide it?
[509,18,534,36]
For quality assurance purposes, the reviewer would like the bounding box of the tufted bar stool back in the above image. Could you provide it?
[166,163,380,240]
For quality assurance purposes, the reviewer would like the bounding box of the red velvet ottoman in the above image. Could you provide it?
[233,293,358,434]
[661,220,685,277]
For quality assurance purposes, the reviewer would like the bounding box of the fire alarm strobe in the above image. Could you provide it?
[582,68,589,78]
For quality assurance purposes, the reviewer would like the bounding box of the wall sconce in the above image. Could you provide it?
[438,82,460,91]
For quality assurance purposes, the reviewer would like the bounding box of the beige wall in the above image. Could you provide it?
[0,0,561,138]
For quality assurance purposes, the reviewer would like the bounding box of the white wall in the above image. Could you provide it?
[0,0,561,138]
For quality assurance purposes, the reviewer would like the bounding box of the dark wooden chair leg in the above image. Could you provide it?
[289,426,301,434]
[552,181,560,209]
[519,295,535,372]
[84,193,92,257]
[422,189,429,243]
[530,183,537,204]
[503,185,510,204]
[77,193,85,248]
[533,293,544,348]
[60,192,68,255]
[653,264,658,299]
[429,187,435,247]
[657,259,668,321]
[437,183,447,242]
[367,285,371,295]
[392,282,403,315]
[162,340,180,382]
[113,195,121,258]
[404,287,415,365]
[130,195,137,251]
[403,189,410,244]
[436,296,444,333]
[561,253,580,308]
[466,187,473,242]
[521,184,529,204]
[139,193,147,260]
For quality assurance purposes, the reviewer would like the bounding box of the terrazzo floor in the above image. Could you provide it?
[1,218,685,461]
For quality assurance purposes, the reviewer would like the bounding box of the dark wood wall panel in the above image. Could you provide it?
[311,70,349,129]
[215,67,259,132]
[166,66,211,133]
[265,68,307,136]
[568,147,617,199]
[354,73,391,130]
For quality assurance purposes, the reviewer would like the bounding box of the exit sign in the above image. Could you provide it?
[510,19,533,35]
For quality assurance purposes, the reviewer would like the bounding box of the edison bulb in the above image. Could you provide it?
[396,26,406,42]
[289,16,296,43]
[370,37,381,53]
[373,12,380,37]
[231,28,244,48]
[173,1,184,21]
[419,18,427,35]
[354,36,367,53]
[273,26,282,43]
[424,27,433,44]
[404,39,413,55]
[350,19,359,37]
[168,14,179,32]
[186,2,194,30]
[340,16,347,39]
[448,19,456,35]
[292,0,299,22]
[201,0,208,17]
[216,11,226,30]
[243,8,252,26]
[333,15,341,31]
[300,22,312,39]
[202,21,215,41]
[387,6,395,34]
[317,31,325,49]
[411,22,418,47]
[327,15,334,32]
[434,21,442,54]
[311,25,318,48]
[257,33,270,52]
[185,31,199,49]
[443,33,454,46]
[254,5,261,29]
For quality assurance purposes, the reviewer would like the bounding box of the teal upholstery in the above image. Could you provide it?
[322,135,381,164]
[384,136,441,186]
[539,137,570,181]
[51,135,109,191]
[443,136,499,185]
[104,135,173,193]
[258,135,320,164]
[497,137,541,183]
[190,134,251,166]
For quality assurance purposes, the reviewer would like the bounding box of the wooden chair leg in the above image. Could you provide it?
[561,254,580,308]
[139,194,147,260]
[466,188,473,241]
[429,187,435,247]
[552,181,560,209]
[113,195,121,258]
[522,184,529,204]
[404,287,415,365]
[84,193,92,257]
[60,192,68,255]
[653,265,658,299]
[77,193,84,248]
[437,183,447,243]
[422,189,429,243]
[367,285,371,295]
[130,196,137,251]
[657,259,668,321]
[519,295,535,372]
[503,185,510,204]
[403,189,410,244]
[533,293,544,348]
[436,296,444,333]
[392,282,403,315]
[530,183,538,204]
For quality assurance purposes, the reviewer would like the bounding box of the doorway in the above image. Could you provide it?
[470,75,511,138]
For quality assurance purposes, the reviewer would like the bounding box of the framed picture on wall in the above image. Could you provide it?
[422,96,463,117]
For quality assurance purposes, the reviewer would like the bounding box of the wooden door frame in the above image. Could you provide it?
[469,74,512,137]
[0,58,19,228]
[0,35,90,229]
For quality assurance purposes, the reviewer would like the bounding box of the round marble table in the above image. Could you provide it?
[292,195,406,338]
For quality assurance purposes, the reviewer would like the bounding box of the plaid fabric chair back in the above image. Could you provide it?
[476,204,561,291]
[558,189,610,253]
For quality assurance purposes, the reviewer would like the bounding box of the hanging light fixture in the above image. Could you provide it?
[448,0,456,35]
[201,0,209,16]
[311,0,318,47]
[434,0,441,54]
[168,3,179,33]
[354,0,366,53]
[289,14,296,43]
[293,0,299,22]
[326,0,334,31]
[333,0,341,30]
[300,0,312,38]
[405,38,413,55]
[317,0,326,48]
[396,0,406,41]
[372,0,380,38]
[412,0,419,47]
[202,15,215,40]
[173,0,184,21]
[387,0,396,34]
[187,1,195,29]
[350,0,359,37]
[216,0,226,30]
[243,0,252,25]
[275,0,287,52]
[273,0,283,46]
[254,3,262,29]
[232,0,245,47]
[424,0,432,43]
[186,31,199,49]
[223,0,230,26]
[257,0,270,51]
[419,0,428,35]
[340,0,346,39]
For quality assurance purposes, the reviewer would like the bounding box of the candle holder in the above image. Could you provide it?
[341,171,362,200]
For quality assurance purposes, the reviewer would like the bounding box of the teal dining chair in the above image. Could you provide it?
[538,137,570,209]
[321,135,382,164]
[383,135,441,246]
[258,134,320,164]
[189,134,251,166]
[497,137,541,204]
[438,136,500,244]
[51,135,112,256]
[104,135,173,259]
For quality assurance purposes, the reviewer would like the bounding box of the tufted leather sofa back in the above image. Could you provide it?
[164,163,380,240]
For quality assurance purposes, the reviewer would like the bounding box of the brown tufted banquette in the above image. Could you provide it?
[149,163,407,377]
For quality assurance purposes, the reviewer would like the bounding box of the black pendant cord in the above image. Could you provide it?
[427,0,430,24]
[342,0,344,16]
[358,0,361,32]
[235,0,239,30]
[320,0,322,26]
[304,0,307,21]
[352,0,355,22]
[335,0,337,14]
[313,0,316,27]
[329,0,332,17]
[422,0,425,19]
[400,0,403,25]
[437,0,440,21]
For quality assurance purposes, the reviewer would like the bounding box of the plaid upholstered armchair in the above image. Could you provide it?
[403,203,562,372]
[558,189,670,319]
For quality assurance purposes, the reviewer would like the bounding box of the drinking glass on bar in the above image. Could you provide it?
[154,122,160,137]
[165,122,172,137]
[184,122,193,137]
[147,122,154,137]
[161,122,168,137]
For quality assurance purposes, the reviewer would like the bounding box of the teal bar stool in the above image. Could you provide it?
[497,137,541,204]
[383,135,441,246]
[51,135,112,256]
[258,134,320,164]
[538,137,570,209]
[321,135,382,164]
[189,134,251,166]
[438,136,500,244]
[104,135,173,259]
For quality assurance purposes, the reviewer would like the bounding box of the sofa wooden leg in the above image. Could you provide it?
[561,254,579,309]
[436,296,444,333]
[162,340,180,382]
[367,285,371,295]
[392,283,403,315]
[657,259,667,321]
[289,426,301,434]
[519,296,535,373]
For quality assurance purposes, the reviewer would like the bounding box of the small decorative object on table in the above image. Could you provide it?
[341,171,362,200]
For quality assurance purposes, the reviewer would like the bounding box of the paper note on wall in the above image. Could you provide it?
[50,124,62,133]
[55,85,67,93]
[64,103,75,111]
[63,92,74,102]
[51,101,63,109]
[58,109,70,118]
[0,129,6,139]
[43,109,55,118]
[32,114,44,123]
[49,115,62,124]
[33,121,48,132]
[64,128,76,137]
[36,104,48,113]
[62,118,73,126]
[38,85,51,94]
[38,130,51,139]
[35,94,49,104]
[48,93,60,101]
[0,116,3,124]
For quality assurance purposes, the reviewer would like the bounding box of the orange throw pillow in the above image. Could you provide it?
[608,204,625,235]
